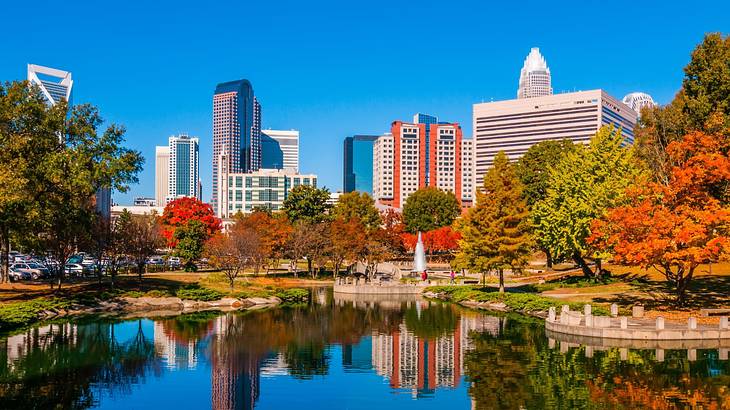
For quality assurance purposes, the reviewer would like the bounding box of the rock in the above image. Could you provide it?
[247,297,277,305]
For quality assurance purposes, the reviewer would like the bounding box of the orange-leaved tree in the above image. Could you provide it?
[590,131,730,305]
[234,210,291,272]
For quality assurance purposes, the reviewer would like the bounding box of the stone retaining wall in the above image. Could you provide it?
[333,283,425,295]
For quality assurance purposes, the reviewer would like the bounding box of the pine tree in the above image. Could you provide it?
[454,152,532,292]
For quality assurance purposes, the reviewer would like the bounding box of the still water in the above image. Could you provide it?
[1,289,730,409]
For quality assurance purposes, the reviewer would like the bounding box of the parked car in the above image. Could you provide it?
[64,264,84,276]
[11,263,46,280]
[147,256,164,266]
[167,256,181,269]
[8,267,29,281]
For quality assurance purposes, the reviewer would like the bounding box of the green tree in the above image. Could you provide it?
[636,33,730,185]
[533,126,641,277]
[173,219,208,272]
[515,139,577,268]
[453,152,532,292]
[330,191,381,229]
[282,185,331,224]
[402,187,460,234]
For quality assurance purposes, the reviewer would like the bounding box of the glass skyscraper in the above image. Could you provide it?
[343,135,379,194]
[212,80,261,212]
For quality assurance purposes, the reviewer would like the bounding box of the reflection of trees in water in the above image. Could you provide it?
[0,319,159,409]
[403,302,459,339]
[465,315,730,410]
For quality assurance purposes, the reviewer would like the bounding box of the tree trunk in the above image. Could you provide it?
[0,229,9,284]
[498,269,505,294]
[545,248,553,270]
[307,259,312,276]
[675,265,694,307]
[572,253,594,277]
[481,272,486,285]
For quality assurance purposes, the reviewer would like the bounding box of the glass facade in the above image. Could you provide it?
[343,135,379,194]
[260,133,284,169]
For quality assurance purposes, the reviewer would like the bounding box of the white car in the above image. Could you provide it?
[64,264,84,275]
[9,267,30,281]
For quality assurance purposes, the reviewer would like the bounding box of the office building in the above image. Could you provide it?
[262,129,299,171]
[212,80,261,212]
[343,135,379,194]
[216,152,317,217]
[622,92,656,117]
[133,197,157,207]
[517,48,552,99]
[27,64,73,106]
[460,139,474,206]
[372,118,468,209]
[473,90,638,186]
[167,134,200,202]
[155,146,170,206]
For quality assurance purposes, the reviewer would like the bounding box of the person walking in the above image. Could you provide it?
[450,270,456,284]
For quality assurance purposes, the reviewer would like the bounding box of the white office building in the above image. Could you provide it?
[473,89,637,186]
[517,48,552,99]
[262,129,300,172]
[27,64,73,106]
[155,146,170,206]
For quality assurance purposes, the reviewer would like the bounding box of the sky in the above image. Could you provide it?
[1,0,729,204]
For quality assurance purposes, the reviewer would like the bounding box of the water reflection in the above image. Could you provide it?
[1,291,730,409]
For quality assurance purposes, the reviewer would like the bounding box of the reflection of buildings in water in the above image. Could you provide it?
[371,314,503,395]
[313,287,328,306]
[153,322,198,370]
[5,323,77,368]
[260,352,289,377]
[342,337,373,372]
[210,314,261,410]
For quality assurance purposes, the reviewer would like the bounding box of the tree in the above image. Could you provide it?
[159,197,221,247]
[515,139,577,268]
[282,185,331,224]
[590,131,730,305]
[205,223,261,290]
[380,208,406,256]
[331,192,381,229]
[173,220,209,272]
[636,33,730,184]
[453,152,532,292]
[328,218,366,276]
[533,127,641,277]
[123,212,164,280]
[234,210,291,272]
[359,228,393,282]
[402,187,460,234]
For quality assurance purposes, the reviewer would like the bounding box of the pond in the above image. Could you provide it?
[1,289,729,409]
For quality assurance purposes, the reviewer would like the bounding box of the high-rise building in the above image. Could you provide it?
[262,129,299,172]
[460,139,475,205]
[216,152,317,217]
[167,134,200,202]
[27,64,73,106]
[622,92,657,117]
[212,80,260,212]
[155,146,170,206]
[372,119,468,209]
[473,89,637,186]
[343,135,379,194]
[413,113,438,185]
[517,48,552,99]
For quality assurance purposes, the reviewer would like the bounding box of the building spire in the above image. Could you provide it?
[517,47,552,99]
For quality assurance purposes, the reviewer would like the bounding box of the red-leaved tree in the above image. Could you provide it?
[590,131,730,305]
[159,197,222,247]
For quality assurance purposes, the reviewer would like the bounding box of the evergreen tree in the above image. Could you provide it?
[533,126,641,277]
[453,152,532,292]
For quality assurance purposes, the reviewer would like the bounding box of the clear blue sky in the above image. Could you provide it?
[1,0,728,204]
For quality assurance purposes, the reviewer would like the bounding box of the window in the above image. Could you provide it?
[236,176,243,188]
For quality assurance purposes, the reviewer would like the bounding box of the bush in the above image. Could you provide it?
[176,284,224,301]
[275,288,309,303]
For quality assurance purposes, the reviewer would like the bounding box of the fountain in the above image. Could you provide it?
[414,232,426,274]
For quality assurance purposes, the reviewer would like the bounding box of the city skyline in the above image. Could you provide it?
[3,0,728,205]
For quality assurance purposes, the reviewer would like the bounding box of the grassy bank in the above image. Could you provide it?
[425,285,610,316]
[0,275,311,333]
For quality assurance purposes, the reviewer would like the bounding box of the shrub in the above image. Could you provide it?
[0,298,71,332]
[176,284,224,301]
[275,288,309,303]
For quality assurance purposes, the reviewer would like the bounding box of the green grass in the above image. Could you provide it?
[175,284,225,301]
[0,298,73,332]
[425,285,609,315]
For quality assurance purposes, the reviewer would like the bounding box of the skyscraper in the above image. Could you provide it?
[262,129,299,172]
[343,135,379,194]
[622,92,657,117]
[517,48,552,99]
[473,90,637,186]
[27,64,73,106]
[212,80,260,212]
[155,146,170,206]
[168,134,200,202]
[372,119,468,209]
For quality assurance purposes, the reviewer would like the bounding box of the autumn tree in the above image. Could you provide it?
[590,131,730,305]
[123,212,164,280]
[515,139,577,267]
[205,222,261,290]
[380,208,406,256]
[159,197,221,246]
[636,33,730,184]
[282,185,331,224]
[329,218,366,276]
[533,127,641,277]
[331,191,381,229]
[234,210,291,272]
[402,187,460,234]
[454,152,532,292]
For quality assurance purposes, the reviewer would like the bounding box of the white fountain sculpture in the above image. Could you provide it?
[414,231,427,273]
